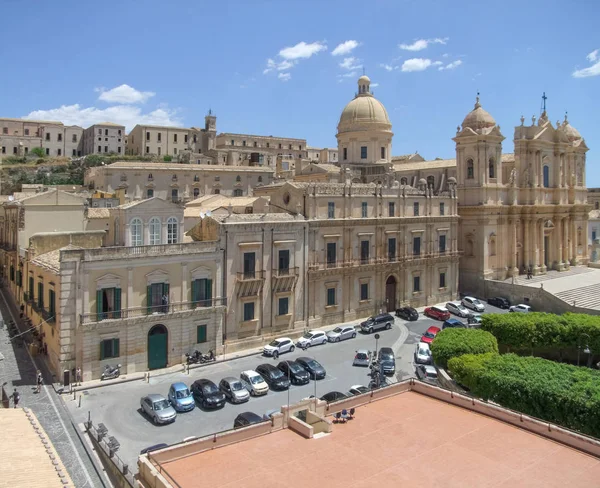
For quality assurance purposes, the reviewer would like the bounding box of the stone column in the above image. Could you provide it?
[583,218,590,263]
[127,267,133,311]
[510,219,518,275]
[524,218,530,268]
[181,262,188,304]
[557,218,563,268]
[563,217,569,265]
[532,218,540,271]
[540,219,546,272]
[571,218,577,265]
[82,271,90,317]
[124,224,130,246]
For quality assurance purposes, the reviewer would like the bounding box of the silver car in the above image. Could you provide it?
[353,349,371,367]
[416,364,439,385]
[462,296,485,313]
[140,394,177,425]
[446,302,472,318]
[219,377,250,404]
[414,342,432,365]
[327,326,357,342]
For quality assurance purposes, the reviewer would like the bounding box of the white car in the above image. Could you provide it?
[446,302,472,318]
[414,342,432,365]
[263,337,295,358]
[240,370,269,396]
[297,330,327,348]
[509,304,531,313]
[326,326,356,342]
[461,296,485,313]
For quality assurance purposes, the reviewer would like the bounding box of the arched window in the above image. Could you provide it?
[427,175,435,189]
[466,159,474,179]
[193,188,200,198]
[146,188,154,199]
[400,177,408,185]
[233,189,243,197]
[489,235,496,256]
[149,217,161,245]
[148,173,153,180]
[213,188,220,194]
[258,176,263,183]
[236,175,241,182]
[489,158,495,179]
[193,174,199,182]
[167,217,178,244]
[130,218,143,246]
[543,165,550,188]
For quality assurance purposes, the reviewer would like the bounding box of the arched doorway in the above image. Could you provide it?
[148,324,168,370]
[385,276,397,312]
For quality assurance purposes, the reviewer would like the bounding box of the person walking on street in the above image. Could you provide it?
[76,367,82,386]
[36,371,43,393]
[10,388,20,408]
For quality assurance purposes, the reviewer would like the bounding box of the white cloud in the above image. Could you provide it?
[278,72,291,82]
[380,63,395,72]
[279,41,327,60]
[371,83,379,88]
[23,104,180,132]
[340,71,358,78]
[442,53,449,58]
[339,57,362,70]
[401,58,433,72]
[439,59,463,71]
[573,50,600,78]
[96,84,155,104]
[432,61,443,66]
[399,37,448,51]
[332,40,359,56]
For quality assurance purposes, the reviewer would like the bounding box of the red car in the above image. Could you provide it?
[424,306,451,321]
[421,326,441,344]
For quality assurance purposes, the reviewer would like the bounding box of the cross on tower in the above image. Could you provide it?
[542,92,547,112]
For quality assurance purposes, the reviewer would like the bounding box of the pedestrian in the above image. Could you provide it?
[10,388,20,408]
[36,371,43,393]
[76,367,82,386]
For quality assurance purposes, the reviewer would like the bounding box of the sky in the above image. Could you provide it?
[1,0,599,182]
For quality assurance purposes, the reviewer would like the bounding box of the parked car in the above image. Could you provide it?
[277,360,310,385]
[446,302,473,318]
[467,314,482,326]
[297,330,327,348]
[360,313,394,333]
[233,412,264,429]
[255,364,291,390]
[240,370,269,397]
[219,377,250,403]
[378,347,396,375]
[488,296,510,309]
[320,391,348,403]
[462,296,485,312]
[262,409,280,421]
[296,357,326,379]
[348,385,370,396]
[414,342,432,365]
[395,306,419,321]
[443,318,466,329]
[167,382,195,412]
[424,306,451,321]
[415,364,439,385]
[353,349,371,367]
[140,443,169,455]
[140,394,177,425]
[326,325,357,342]
[420,326,441,344]
[191,379,226,408]
[262,337,295,358]
[509,304,532,313]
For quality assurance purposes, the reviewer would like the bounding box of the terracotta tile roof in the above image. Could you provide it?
[86,208,110,219]
[32,244,81,272]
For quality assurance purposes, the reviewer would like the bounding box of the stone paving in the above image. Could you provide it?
[0,287,104,488]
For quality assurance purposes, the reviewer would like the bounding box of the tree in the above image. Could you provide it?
[30,147,45,158]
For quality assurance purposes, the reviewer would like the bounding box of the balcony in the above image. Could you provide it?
[236,270,265,281]
[272,267,299,293]
[80,297,227,325]
[31,302,56,324]
[236,270,265,297]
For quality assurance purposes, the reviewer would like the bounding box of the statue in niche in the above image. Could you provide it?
[522,167,530,187]
[570,172,576,187]
[509,168,517,186]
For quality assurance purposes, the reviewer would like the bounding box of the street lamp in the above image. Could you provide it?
[577,333,591,367]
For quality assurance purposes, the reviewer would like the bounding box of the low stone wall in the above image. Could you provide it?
[288,416,313,438]
[87,422,135,487]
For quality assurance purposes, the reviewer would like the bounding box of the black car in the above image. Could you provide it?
[320,391,348,403]
[140,443,168,455]
[377,347,396,375]
[255,363,291,390]
[296,357,327,380]
[277,360,310,385]
[233,412,264,429]
[191,379,226,409]
[395,307,419,321]
[488,296,510,309]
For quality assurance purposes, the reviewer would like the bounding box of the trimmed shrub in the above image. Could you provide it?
[448,353,600,438]
[163,155,173,162]
[430,328,498,368]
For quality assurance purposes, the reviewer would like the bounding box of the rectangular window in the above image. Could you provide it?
[57,148,62,156]
[157,132,162,142]
[439,202,445,216]
[24,128,30,136]
[343,148,347,160]
[118,129,122,136]
[145,146,149,154]
[413,236,421,256]
[242,140,246,146]
[16,270,22,287]
[360,240,370,263]
[243,302,255,321]
[174,134,178,143]
[9,265,14,282]
[57,133,62,142]
[45,133,50,141]
[96,288,122,319]
[158,147,162,156]
[231,139,235,146]
[100,338,120,360]
[328,202,335,219]
[197,324,207,343]
[174,148,178,155]
[104,129,108,136]
[2,127,7,134]
[326,242,336,267]
[24,147,29,154]
[45,148,50,155]
[360,283,369,301]
[278,297,289,316]
[104,146,108,153]
[72,134,77,142]
[147,283,169,314]
[388,237,396,261]
[593,230,597,241]
[72,149,76,156]
[29,276,34,299]
[49,289,56,317]
[1,147,5,154]
[243,252,256,278]
[37,282,44,309]
[146,132,150,141]
[13,147,18,154]
[439,272,446,289]
[361,202,367,218]
[327,287,336,306]
[388,202,395,217]
[381,146,386,159]
[192,278,212,306]
[117,146,121,153]
[97,146,102,153]
[171,188,178,201]
[278,249,290,273]
[414,202,419,216]
[413,276,421,292]
[439,235,446,253]
[360,146,367,159]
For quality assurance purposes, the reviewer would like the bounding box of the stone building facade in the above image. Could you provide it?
[83,122,126,155]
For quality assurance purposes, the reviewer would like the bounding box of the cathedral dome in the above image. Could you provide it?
[461,96,496,131]
[338,76,391,133]
[561,117,582,142]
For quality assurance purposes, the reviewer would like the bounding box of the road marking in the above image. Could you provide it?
[1,291,95,488]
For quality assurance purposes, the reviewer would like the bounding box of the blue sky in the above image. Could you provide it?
[1,0,599,182]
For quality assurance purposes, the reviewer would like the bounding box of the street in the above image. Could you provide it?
[66,302,506,471]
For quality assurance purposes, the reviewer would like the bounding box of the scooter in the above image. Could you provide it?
[101,364,121,380]
[199,350,216,363]
[185,350,201,364]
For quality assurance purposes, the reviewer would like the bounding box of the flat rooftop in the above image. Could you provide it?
[158,391,600,488]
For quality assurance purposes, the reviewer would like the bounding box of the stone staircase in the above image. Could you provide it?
[554,282,600,311]
[506,266,594,286]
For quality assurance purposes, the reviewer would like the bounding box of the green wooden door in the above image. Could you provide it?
[148,325,168,370]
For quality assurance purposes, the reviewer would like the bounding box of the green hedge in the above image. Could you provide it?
[448,353,600,438]
[480,312,600,353]
[430,328,498,368]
